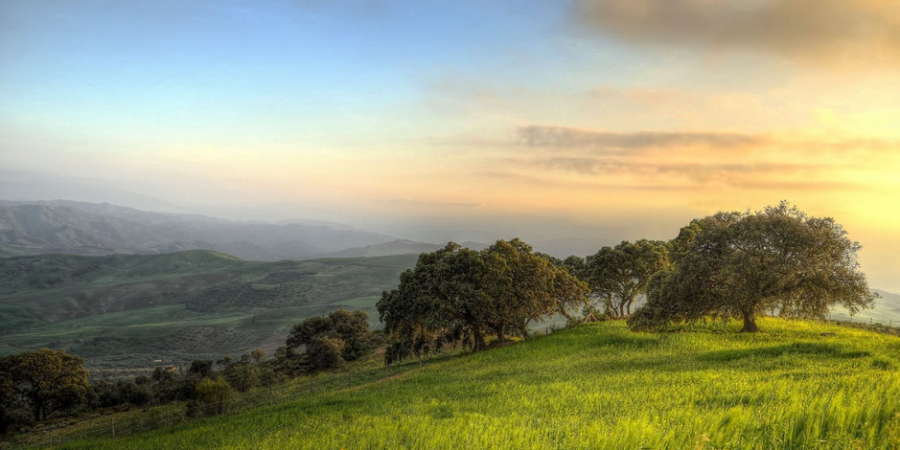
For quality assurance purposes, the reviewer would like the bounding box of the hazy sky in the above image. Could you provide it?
[1,0,899,290]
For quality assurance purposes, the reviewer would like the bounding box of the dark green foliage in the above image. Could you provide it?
[584,240,670,318]
[378,239,589,364]
[223,362,260,393]
[93,380,152,408]
[193,377,232,416]
[271,346,305,377]
[187,360,215,379]
[287,316,335,349]
[304,337,346,372]
[630,202,876,332]
[286,309,374,364]
[250,348,267,363]
[329,309,372,360]
[0,349,90,422]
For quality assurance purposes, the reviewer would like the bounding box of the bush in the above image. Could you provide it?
[286,310,374,362]
[305,337,345,372]
[627,305,672,332]
[194,378,232,417]
[224,364,259,393]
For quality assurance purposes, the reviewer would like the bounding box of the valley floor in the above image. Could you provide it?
[59,319,900,450]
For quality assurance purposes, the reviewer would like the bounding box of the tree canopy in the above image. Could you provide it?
[377,239,588,364]
[629,202,875,332]
[285,309,374,371]
[583,240,671,318]
[0,349,89,422]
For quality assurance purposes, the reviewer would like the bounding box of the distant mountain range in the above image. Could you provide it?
[0,200,408,261]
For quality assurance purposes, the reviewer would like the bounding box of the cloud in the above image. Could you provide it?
[495,124,899,193]
[516,126,765,150]
[376,198,480,208]
[571,0,900,63]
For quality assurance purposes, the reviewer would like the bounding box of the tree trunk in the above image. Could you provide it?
[473,327,486,352]
[626,302,632,316]
[34,403,44,422]
[497,326,506,343]
[740,311,759,333]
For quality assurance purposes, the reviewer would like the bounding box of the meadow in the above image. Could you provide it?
[55,318,900,450]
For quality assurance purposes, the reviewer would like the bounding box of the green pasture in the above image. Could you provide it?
[58,318,900,450]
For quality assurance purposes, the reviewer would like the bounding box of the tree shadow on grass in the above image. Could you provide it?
[700,342,871,363]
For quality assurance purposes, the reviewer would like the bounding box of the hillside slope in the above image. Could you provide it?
[0,200,394,260]
[830,289,900,325]
[61,319,900,450]
[0,251,417,373]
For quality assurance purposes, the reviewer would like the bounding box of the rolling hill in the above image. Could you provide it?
[49,319,900,449]
[829,289,900,326]
[0,250,417,374]
[0,200,394,261]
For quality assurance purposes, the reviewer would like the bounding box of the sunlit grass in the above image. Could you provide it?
[61,318,900,450]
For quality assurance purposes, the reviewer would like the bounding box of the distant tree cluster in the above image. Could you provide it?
[377,239,588,364]
[628,202,875,332]
[277,309,380,374]
[0,348,279,433]
[1,309,378,435]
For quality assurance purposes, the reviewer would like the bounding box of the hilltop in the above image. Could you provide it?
[52,318,900,450]
[0,250,417,374]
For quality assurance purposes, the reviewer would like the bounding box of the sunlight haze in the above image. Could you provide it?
[1,0,898,290]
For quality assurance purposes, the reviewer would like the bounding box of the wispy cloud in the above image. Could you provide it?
[516,126,765,150]
[487,125,899,194]
[376,198,481,209]
[571,0,900,64]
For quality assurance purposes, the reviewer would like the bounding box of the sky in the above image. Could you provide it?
[1,0,899,290]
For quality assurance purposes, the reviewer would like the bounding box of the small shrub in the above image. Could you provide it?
[194,378,232,417]
[305,337,346,372]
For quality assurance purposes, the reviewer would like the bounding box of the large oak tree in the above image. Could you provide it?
[1,349,89,421]
[629,202,875,332]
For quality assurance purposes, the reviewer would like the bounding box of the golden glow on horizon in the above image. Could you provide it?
[2,0,899,289]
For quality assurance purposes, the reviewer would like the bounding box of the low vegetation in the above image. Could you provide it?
[0,310,378,437]
[46,319,900,450]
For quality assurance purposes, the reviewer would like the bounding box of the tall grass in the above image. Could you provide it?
[60,318,900,450]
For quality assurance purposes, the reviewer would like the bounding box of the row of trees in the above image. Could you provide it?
[377,202,875,363]
[1,309,378,434]
[0,348,277,433]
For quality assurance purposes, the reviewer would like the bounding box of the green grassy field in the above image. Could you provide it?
[55,318,900,450]
[0,251,417,372]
